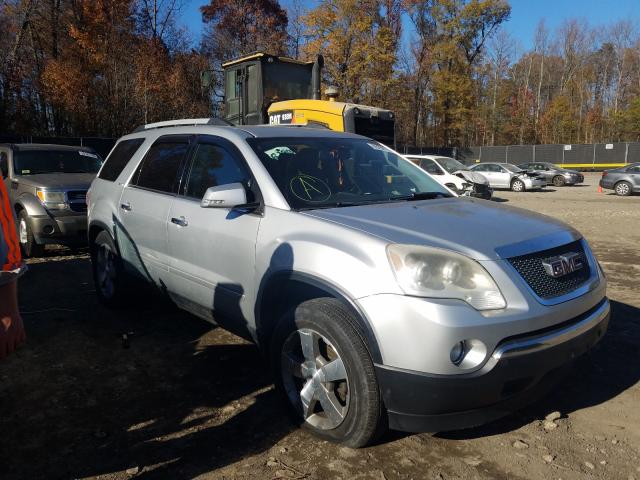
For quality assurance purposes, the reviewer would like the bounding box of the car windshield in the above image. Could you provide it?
[436,157,468,173]
[248,137,451,210]
[503,164,523,173]
[14,150,102,175]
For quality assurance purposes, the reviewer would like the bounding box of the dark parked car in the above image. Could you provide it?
[0,143,102,256]
[517,162,584,187]
[599,163,640,196]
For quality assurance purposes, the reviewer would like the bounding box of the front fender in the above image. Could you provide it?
[16,193,48,217]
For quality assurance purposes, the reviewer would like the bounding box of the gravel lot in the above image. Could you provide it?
[1,173,639,480]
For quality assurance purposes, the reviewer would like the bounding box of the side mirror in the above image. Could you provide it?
[201,182,248,209]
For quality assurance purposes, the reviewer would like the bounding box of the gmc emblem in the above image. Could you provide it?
[542,252,584,278]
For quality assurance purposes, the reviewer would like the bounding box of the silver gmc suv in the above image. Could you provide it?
[88,119,609,447]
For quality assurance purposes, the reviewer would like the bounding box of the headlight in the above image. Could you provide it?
[36,189,67,209]
[387,244,506,310]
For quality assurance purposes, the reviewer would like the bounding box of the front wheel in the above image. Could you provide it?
[614,181,632,196]
[271,298,385,448]
[18,210,45,258]
[511,179,526,192]
[552,175,566,187]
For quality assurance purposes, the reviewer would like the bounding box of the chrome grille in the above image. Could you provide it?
[507,241,591,299]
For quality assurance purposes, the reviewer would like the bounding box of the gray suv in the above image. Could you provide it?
[0,143,102,257]
[88,119,609,447]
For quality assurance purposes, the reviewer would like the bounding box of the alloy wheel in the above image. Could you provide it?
[616,183,630,196]
[95,243,117,299]
[281,328,350,430]
[512,180,524,192]
[19,218,28,244]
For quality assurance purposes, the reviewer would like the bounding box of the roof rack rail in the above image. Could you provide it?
[132,117,233,133]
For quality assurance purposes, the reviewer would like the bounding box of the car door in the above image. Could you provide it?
[475,164,502,187]
[117,135,192,285]
[165,136,262,334]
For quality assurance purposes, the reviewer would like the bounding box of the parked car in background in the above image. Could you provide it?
[517,162,584,187]
[599,163,640,196]
[88,119,609,447]
[404,154,492,199]
[470,162,546,192]
[0,143,102,257]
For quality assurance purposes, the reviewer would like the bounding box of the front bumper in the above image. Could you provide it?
[523,177,546,189]
[30,213,88,245]
[376,298,610,432]
[470,184,493,200]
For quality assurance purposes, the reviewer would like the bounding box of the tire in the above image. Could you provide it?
[552,175,566,187]
[614,181,632,196]
[511,179,526,192]
[271,298,385,448]
[18,210,45,258]
[91,230,130,308]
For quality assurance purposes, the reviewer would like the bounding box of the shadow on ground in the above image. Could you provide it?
[0,252,293,479]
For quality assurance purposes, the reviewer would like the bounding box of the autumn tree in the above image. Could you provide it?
[302,0,402,106]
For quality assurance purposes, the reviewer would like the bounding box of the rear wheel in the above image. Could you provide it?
[91,231,130,307]
[271,298,385,448]
[511,179,526,192]
[552,175,566,187]
[614,181,632,196]
[18,210,45,258]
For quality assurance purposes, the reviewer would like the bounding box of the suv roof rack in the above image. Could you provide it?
[133,118,233,133]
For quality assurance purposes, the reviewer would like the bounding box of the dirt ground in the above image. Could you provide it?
[1,173,639,480]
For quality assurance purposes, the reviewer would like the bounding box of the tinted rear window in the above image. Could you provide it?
[99,138,145,181]
[131,139,190,194]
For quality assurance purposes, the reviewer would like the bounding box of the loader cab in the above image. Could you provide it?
[222,53,321,126]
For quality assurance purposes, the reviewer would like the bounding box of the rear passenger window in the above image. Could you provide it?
[184,143,248,199]
[131,139,190,194]
[98,138,144,181]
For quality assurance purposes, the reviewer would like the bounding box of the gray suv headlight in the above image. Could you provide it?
[387,244,506,310]
[36,189,67,210]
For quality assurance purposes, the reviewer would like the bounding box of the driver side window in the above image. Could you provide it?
[184,142,249,200]
[420,159,443,175]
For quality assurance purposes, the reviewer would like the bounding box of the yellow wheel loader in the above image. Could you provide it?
[221,52,396,146]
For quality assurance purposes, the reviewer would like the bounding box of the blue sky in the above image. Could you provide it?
[179,0,639,51]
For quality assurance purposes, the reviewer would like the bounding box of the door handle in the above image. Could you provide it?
[171,216,188,227]
[120,202,132,211]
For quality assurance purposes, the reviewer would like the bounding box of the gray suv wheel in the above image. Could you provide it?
[18,210,44,258]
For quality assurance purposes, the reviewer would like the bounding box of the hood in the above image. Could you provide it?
[302,198,579,261]
[17,172,96,190]
[454,170,489,185]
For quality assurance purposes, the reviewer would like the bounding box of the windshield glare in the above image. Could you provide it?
[248,138,450,209]
[437,157,468,173]
[14,150,102,175]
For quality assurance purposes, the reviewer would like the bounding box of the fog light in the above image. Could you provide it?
[450,341,466,365]
[43,225,54,235]
[450,339,487,369]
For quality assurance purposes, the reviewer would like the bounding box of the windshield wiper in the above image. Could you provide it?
[390,191,453,201]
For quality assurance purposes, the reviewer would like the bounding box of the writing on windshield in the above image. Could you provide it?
[249,138,449,210]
